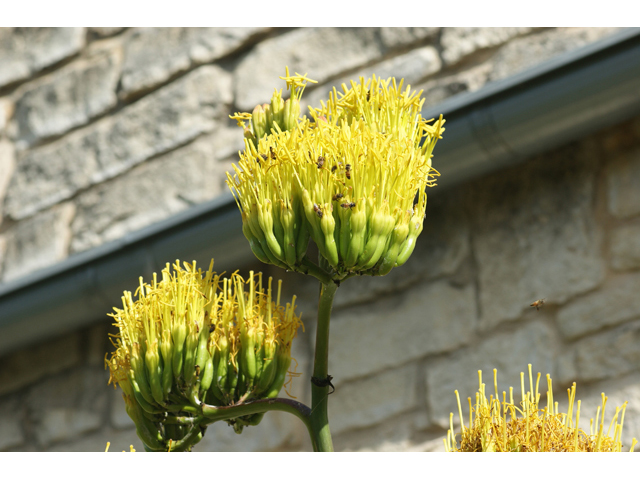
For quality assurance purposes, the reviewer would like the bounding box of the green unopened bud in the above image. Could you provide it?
[251,104,267,142]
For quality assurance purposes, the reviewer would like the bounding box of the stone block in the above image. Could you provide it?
[425,321,557,427]
[304,46,442,110]
[334,409,430,452]
[567,320,640,383]
[50,426,143,452]
[0,139,15,221]
[489,27,622,82]
[0,333,82,396]
[379,27,440,49]
[70,135,225,253]
[12,48,121,148]
[440,27,534,66]
[121,27,266,97]
[329,363,419,435]
[0,395,26,451]
[329,279,476,385]
[1,202,75,283]
[234,28,385,111]
[417,62,493,109]
[610,223,640,271]
[469,144,604,330]
[4,65,232,221]
[557,271,640,340]
[89,28,126,38]
[0,97,12,133]
[194,409,304,452]
[607,146,640,219]
[27,367,109,447]
[0,28,86,88]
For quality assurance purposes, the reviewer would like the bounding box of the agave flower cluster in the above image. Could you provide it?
[445,367,637,452]
[106,260,302,450]
[227,71,445,280]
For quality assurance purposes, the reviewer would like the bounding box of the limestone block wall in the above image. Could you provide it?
[1,27,637,452]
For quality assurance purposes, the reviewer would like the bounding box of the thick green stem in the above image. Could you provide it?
[309,280,338,452]
[201,397,314,443]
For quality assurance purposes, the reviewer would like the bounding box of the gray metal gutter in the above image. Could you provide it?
[1,28,640,356]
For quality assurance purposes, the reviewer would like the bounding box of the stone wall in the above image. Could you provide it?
[1,27,638,452]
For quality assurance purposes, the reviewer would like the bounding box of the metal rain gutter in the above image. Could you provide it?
[1,28,640,356]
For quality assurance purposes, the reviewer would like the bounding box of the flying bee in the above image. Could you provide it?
[332,193,344,201]
[530,299,545,311]
[340,202,356,209]
[345,164,352,179]
[313,203,323,219]
[317,156,325,169]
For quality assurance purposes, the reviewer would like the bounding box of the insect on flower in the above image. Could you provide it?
[313,203,323,218]
[530,299,545,311]
[317,156,325,169]
[340,202,356,209]
[345,164,352,179]
[332,193,344,201]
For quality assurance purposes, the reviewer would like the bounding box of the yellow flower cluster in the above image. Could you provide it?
[445,366,637,452]
[106,260,302,449]
[227,70,445,280]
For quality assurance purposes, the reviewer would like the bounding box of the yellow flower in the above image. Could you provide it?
[444,366,637,452]
[227,70,445,280]
[106,260,303,448]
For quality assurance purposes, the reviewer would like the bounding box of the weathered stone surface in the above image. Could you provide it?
[557,272,640,340]
[425,321,557,427]
[440,27,533,66]
[27,367,108,447]
[110,387,134,430]
[0,139,15,221]
[334,409,430,452]
[0,234,6,278]
[50,426,142,452]
[470,144,604,330]
[235,28,385,110]
[379,27,440,49]
[4,65,232,221]
[121,27,265,96]
[12,48,121,148]
[418,62,493,109]
[610,223,640,271]
[0,333,82,396]
[304,46,442,109]
[70,135,225,253]
[0,97,12,132]
[89,27,126,38]
[566,372,640,450]
[567,320,640,383]
[194,410,304,452]
[329,279,476,385]
[489,27,622,82]
[606,146,640,219]
[329,363,419,435]
[1,202,75,283]
[0,28,86,88]
[0,395,25,451]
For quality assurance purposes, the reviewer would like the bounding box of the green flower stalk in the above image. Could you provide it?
[227,70,445,280]
[106,260,303,450]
